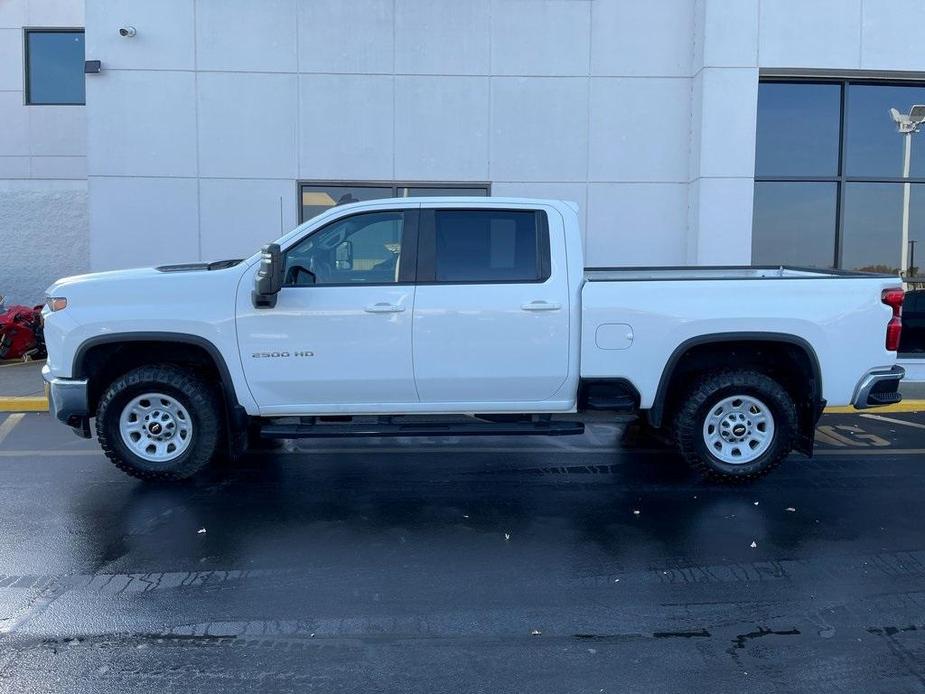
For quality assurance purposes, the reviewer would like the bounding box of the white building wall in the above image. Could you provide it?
[0,0,87,304]
[85,0,703,270]
[33,0,925,278]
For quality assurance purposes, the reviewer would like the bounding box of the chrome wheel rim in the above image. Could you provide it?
[119,392,193,463]
[702,394,774,464]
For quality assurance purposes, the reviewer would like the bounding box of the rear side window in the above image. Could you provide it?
[430,210,549,283]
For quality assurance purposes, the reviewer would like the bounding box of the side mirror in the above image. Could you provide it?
[252,243,283,309]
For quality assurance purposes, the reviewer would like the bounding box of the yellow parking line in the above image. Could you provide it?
[0,413,25,445]
[0,397,47,412]
[824,400,925,414]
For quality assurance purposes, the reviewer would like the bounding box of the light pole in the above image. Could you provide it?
[889,105,925,278]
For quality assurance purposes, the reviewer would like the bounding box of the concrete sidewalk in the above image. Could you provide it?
[0,359,46,410]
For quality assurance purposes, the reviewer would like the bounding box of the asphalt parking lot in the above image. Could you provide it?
[0,411,923,693]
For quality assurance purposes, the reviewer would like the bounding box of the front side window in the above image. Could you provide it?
[431,210,547,283]
[284,211,405,286]
[25,30,85,105]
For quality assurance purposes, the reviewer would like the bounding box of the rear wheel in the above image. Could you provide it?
[96,365,223,481]
[674,369,797,482]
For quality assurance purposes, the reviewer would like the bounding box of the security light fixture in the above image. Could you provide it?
[118,26,136,38]
[890,105,925,133]
[888,105,925,278]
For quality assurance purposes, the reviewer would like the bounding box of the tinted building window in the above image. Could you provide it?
[433,210,545,283]
[840,183,925,274]
[840,183,904,273]
[845,84,925,178]
[752,182,837,267]
[26,30,85,105]
[755,83,841,178]
[300,182,489,222]
[754,80,925,276]
[301,185,392,221]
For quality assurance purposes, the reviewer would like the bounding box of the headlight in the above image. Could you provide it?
[45,297,68,312]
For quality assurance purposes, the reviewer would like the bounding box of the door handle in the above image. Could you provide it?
[365,302,405,313]
[521,300,561,311]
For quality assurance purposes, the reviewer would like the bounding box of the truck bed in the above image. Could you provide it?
[584,265,895,282]
[579,266,901,409]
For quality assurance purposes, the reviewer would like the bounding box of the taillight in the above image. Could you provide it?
[882,288,904,351]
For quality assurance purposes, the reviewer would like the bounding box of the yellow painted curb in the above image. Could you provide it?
[824,400,925,414]
[0,397,47,412]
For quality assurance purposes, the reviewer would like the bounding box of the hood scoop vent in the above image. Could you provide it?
[156,259,243,273]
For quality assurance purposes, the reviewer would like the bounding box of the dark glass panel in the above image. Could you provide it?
[27,31,85,105]
[300,185,391,221]
[845,83,925,178]
[908,183,925,277]
[402,187,489,197]
[840,182,903,273]
[285,211,404,285]
[433,210,539,282]
[755,82,841,177]
[751,182,837,267]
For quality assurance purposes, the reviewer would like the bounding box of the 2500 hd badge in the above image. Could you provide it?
[252,351,314,358]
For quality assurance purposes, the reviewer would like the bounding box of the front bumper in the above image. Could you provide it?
[851,365,905,409]
[41,365,91,438]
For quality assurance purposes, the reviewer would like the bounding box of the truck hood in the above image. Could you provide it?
[45,259,245,296]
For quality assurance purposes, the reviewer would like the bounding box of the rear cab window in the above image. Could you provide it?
[419,209,551,283]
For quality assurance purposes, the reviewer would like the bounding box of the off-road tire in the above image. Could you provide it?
[96,364,223,481]
[674,369,797,483]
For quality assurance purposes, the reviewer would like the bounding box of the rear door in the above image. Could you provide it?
[411,206,570,404]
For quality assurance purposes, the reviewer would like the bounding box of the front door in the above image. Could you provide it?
[412,207,571,404]
[236,208,419,414]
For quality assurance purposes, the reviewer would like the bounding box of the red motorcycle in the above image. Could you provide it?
[0,297,46,360]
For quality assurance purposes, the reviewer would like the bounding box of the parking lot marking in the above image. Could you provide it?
[860,413,925,431]
[0,413,25,447]
[0,449,98,457]
[824,401,925,414]
[813,447,925,457]
[815,424,891,448]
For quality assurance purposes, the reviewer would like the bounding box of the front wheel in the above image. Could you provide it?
[674,369,797,482]
[96,365,223,481]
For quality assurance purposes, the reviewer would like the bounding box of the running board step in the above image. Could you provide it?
[260,419,585,439]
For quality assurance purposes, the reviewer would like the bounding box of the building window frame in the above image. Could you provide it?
[756,77,925,269]
[297,180,492,224]
[23,27,86,106]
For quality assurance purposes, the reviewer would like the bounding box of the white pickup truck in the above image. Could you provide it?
[42,198,905,483]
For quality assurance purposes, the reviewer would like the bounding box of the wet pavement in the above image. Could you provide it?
[0,412,923,693]
[0,360,44,397]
